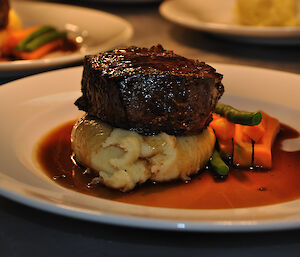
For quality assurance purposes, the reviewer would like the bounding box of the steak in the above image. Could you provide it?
[0,0,9,30]
[75,45,224,136]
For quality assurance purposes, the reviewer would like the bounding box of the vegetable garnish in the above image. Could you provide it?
[209,113,234,160]
[215,103,262,126]
[16,25,55,51]
[2,24,78,60]
[251,111,280,169]
[18,39,64,60]
[16,25,67,52]
[210,108,280,170]
[210,149,229,176]
[23,30,66,52]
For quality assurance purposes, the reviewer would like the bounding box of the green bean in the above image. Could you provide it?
[23,31,67,52]
[16,25,56,51]
[215,103,262,126]
[210,149,229,176]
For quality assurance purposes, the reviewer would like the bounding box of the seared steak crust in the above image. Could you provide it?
[75,45,224,136]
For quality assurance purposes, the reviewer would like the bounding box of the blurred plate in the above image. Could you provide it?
[0,64,299,232]
[159,0,300,45]
[0,0,133,78]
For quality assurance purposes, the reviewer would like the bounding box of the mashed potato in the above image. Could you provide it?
[71,115,216,192]
[235,0,299,26]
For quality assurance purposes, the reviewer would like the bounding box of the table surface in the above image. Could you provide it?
[1,1,300,256]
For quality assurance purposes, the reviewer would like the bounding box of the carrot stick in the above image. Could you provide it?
[242,121,265,142]
[210,113,235,158]
[253,111,280,169]
[211,110,279,169]
[233,124,253,167]
[210,113,235,140]
[17,38,63,60]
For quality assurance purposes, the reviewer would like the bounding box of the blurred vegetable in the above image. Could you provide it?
[16,25,55,51]
[2,26,39,55]
[1,24,75,60]
[18,38,64,60]
[23,30,66,52]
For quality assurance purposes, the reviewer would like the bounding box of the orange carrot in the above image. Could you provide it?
[242,120,265,142]
[2,26,40,56]
[210,113,235,141]
[211,110,279,169]
[233,124,253,167]
[253,111,280,169]
[210,113,235,157]
[16,38,63,60]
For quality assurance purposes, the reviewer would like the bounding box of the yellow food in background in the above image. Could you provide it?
[0,9,22,49]
[6,9,22,31]
[235,0,299,26]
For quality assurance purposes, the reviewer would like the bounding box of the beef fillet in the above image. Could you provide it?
[75,45,224,136]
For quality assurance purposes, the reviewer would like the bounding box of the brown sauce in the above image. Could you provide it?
[36,121,300,209]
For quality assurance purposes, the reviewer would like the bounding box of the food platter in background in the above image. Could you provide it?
[159,0,300,45]
[0,0,133,78]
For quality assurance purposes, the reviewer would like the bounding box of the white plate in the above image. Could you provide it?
[0,64,299,232]
[0,0,133,77]
[159,0,300,45]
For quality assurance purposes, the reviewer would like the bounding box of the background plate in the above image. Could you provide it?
[0,0,133,77]
[159,0,300,45]
[0,64,299,232]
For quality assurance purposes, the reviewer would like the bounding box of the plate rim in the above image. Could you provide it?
[1,184,300,233]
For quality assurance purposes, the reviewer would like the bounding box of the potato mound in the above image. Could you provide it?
[71,115,216,192]
[235,0,299,27]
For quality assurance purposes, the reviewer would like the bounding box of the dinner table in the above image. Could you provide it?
[0,1,300,256]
